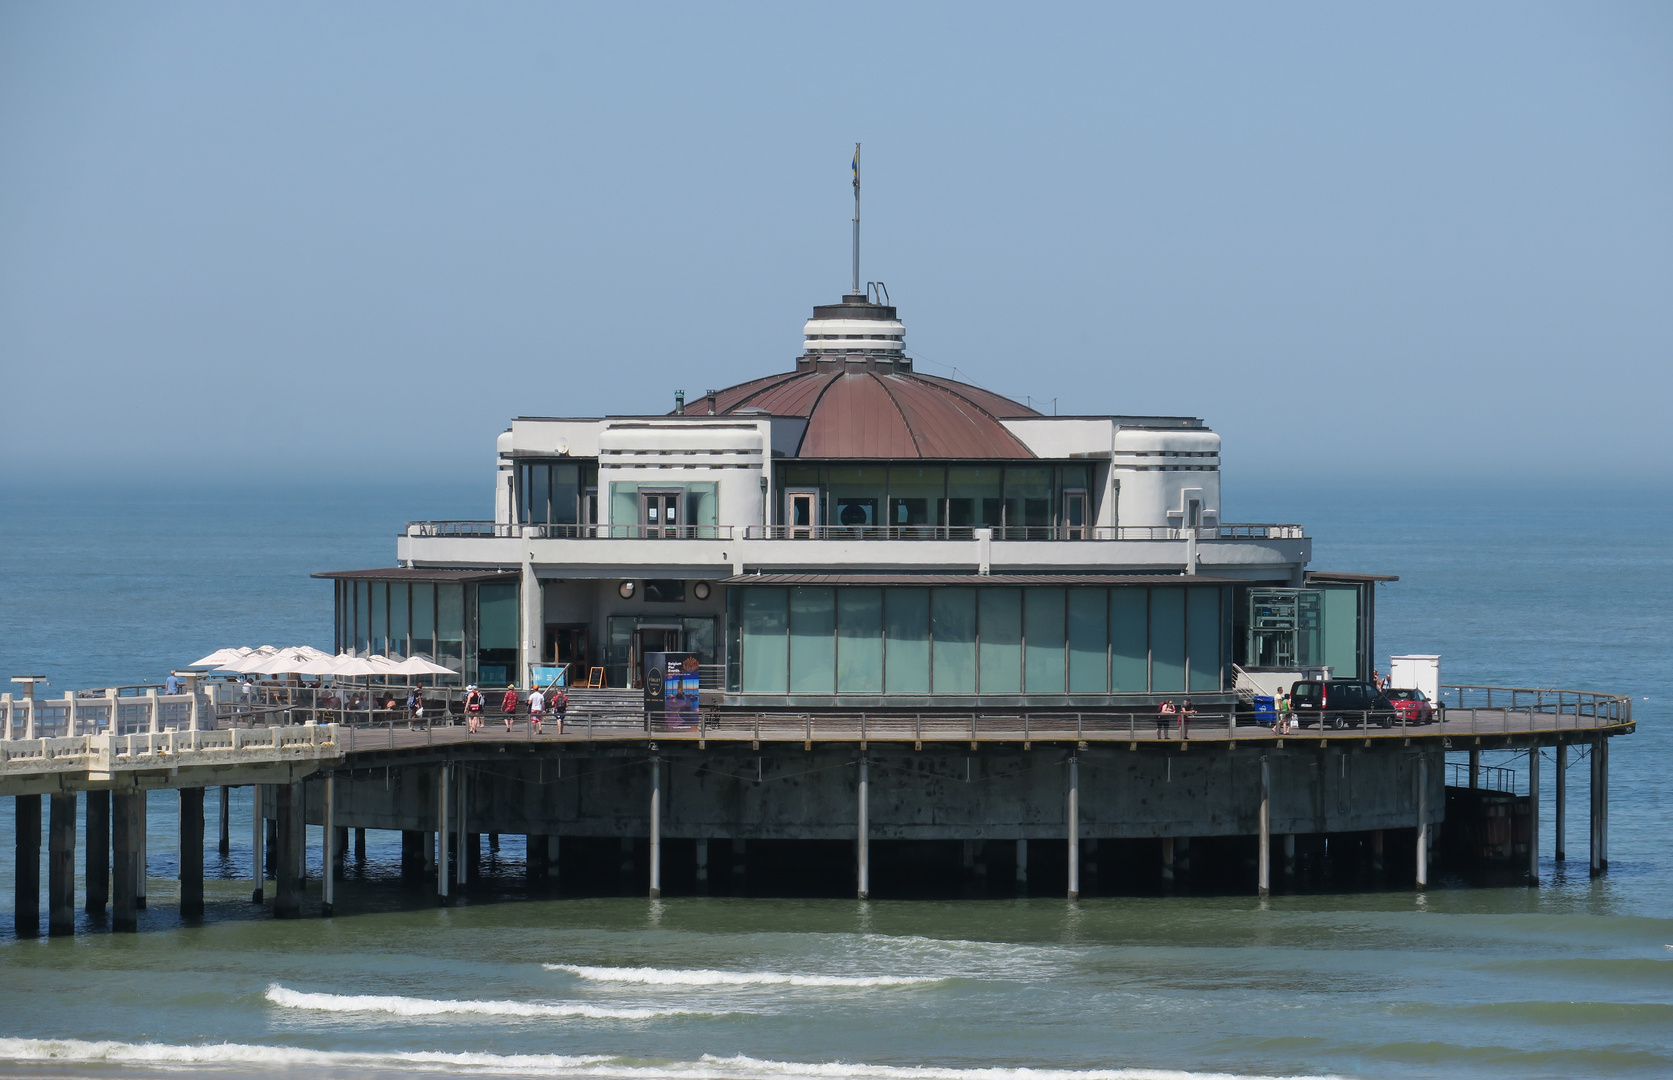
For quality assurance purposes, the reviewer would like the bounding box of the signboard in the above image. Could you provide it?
[531,664,569,689]
[643,651,699,725]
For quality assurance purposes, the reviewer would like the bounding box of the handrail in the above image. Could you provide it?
[403,521,1307,542]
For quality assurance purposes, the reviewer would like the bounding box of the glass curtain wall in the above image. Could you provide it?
[778,463,1094,536]
[731,583,1226,696]
[335,579,472,684]
[518,461,599,526]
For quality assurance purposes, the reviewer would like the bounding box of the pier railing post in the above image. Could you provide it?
[856,757,870,900]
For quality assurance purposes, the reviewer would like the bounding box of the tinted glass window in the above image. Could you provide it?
[1291,683,1320,702]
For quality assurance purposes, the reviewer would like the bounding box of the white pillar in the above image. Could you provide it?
[322,775,336,916]
[1258,756,1271,897]
[147,688,160,734]
[1416,755,1429,890]
[856,758,870,900]
[520,556,542,691]
[65,691,77,737]
[1067,755,1080,901]
[649,758,662,899]
[251,785,265,903]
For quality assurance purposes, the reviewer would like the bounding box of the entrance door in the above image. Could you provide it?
[640,491,681,538]
[787,489,818,538]
[629,626,683,687]
[1062,489,1088,540]
[544,624,592,678]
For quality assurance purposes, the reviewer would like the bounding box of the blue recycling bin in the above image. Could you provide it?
[1252,695,1275,720]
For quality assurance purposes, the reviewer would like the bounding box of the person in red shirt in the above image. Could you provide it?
[500,685,519,733]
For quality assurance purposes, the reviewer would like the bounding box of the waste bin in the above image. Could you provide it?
[1252,695,1275,722]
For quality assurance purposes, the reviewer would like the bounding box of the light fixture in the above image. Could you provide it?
[693,581,711,600]
[618,581,636,599]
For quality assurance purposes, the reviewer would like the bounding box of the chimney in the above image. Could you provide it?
[674,390,685,415]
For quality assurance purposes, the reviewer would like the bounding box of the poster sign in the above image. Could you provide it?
[643,651,699,725]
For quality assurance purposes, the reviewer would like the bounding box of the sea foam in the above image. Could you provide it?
[545,964,939,988]
[265,984,703,1019]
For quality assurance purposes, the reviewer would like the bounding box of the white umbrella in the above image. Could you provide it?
[189,647,248,668]
[245,650,315,675]
[215,653,270,674]
[295,653,350,677]
[328,655,385,678]
[389,655,455,676]
[293,645,331,660]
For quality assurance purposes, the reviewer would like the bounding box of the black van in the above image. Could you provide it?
[1288,680,1397,729]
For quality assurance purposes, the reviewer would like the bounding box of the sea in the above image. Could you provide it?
[0,478,1668,1080]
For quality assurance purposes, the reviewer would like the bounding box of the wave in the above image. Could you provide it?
[545,965,940,988]
[265,985,703,1020]
[0,1040,1342,1080]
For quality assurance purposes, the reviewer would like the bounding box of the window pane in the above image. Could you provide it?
[1003,466,1053,535]
[883,589,930,693]
[947,466,1002,528]
[1320,585,1362,681]
[1110,588,1148,692]
[354,581,370,655]
[931,588,976,693]
[788,586,835,693]
[389,583,410,658]
[476,582,519,688]
[836,588,884,693]
[828,467,885,528]
[370,582,387,656]
[978,588,1023,694]
[741,588,789,693]
[1188,587,1222,691]
[887,466,946,527]
[437,583,465,678]
[683,616,718,667]
[411,583,435,658]
[1023,589,1066,694]
[551,464,580,525]
[1068,587,1108,693]
[1150,586,1186,693]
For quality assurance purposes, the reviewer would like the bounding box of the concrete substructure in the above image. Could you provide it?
[179,788,204,920]
[49,792,75,936]
[85,789,109,915]
[14,794,41,936]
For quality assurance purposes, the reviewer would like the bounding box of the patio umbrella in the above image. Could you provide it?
[189,647,249,668]
[389,655,455,676]
[327,654,384,678]
[244,650,316,675]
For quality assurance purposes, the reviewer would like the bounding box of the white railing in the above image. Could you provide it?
[404,521,1308,543]
[0,686,217,740]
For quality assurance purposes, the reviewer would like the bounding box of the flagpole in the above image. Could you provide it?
[851,142,861,297]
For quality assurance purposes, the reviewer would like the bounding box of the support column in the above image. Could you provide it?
[519,558,541,691]
[1468,749,1480,789]
[856,758,869,900]
[179,788,204,920]
[112,791,140,932]
[135,793,147,909]
[250,785,265,903]
[733,838,746,889]
[1527,746,1540,886]
[1258,757,1271,898]
[1015,838,1028,891]
[85,789,109,915]
[1067,755,1080,901]
[1555,743,1567,862]
[649,758,662,899]
[695,838,709,891]
[1590,740,1602,876]
[15,795,41,936]
[489,832,499,852]
[219,786,231,855]
[401,830,425,882]
[355,827,366,861]
[274,783,303,918]
[1283,833,1296,878]
[1371,829,1384,874]
[1600,738,1609,872]
[49,793,75,936]
[322,775,336,917]
[437,766,451,904]
[1416,756,1429,891]
[1161,837,1175,885]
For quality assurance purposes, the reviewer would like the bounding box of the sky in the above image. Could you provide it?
[1,2,1669,490]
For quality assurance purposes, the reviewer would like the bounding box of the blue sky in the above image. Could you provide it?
[1,2,1668,486]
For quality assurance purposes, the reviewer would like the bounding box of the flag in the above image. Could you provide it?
[852,146,860,191]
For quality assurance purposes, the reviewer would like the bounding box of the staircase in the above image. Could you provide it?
[558,688,645,732]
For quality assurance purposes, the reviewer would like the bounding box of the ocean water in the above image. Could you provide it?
[0,479,1668,1080]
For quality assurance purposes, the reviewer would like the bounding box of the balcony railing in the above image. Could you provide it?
[404,521,1306,542]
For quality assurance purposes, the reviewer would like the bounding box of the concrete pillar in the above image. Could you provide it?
[1067,756,1080,901]
[401,830,426,882]
[1015,838,1028,890]
[856,758,869,900]
[695,838,709,890]
[519,559,541,691]
[322,775,336,917]
[466,834,481,883]
[112,791,140,932]
[218,786,231,855]
[1554,743,1567,862]
[1371,829,1384,874]
[85,789,109,914]
[274,783,303,918]
[1468,749,1480,789]
[355,827,366,861]
[250,785,265,903]
[733,838,746,887]
[49,793,75,936]
[135,793,147,909]
[179,787,204,920]
[1258,756,1271,898]
[1177,836,1191,878]
[265,817,277,877]
[1416,756,1429,891]
[437,766,451,904]
[1527,746,1540,886]
[649,758,662,899]
[1283,833,1296,878]
[333,826,348,866]
[1161,837,1175,885]
[455,769,468,890]
[14,794,41,936]
[1600,738,1609,872]
[489,832,500,852]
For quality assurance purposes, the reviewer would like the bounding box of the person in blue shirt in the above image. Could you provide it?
[165,673,182,695]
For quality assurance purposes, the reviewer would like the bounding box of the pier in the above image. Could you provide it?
[0,679,1631,933]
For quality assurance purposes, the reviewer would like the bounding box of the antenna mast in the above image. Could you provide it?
[851,142,861,296]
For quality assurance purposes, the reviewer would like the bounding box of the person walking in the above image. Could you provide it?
[1276,691,1292,735]
[550,684,568,735]
[500,685,519,733]
[407,688,424,731]
[464,684,484,734]
[1179,699,1195,741]
[527,685,546,735]
[1156,700,1175,739]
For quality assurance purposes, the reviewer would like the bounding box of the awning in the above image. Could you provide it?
[312,567,518,583]
[1304,572,1400,584]
[718,573,1247,586]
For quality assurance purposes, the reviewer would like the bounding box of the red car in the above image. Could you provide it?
[1384,687,1438,724]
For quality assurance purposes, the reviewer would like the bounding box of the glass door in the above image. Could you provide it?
[1062,489,1087,539]
[640,491,681,538]
[787,489,818,538]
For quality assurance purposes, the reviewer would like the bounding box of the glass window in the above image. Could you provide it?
[1068,587,1108,693]
[931,588,977,693]
[354,581,370,655]
[828,466,885,528]
[788,586,835,693]
[477,582,519,688]
[550,463,580,525]
[1023,589,1066,694]
[836,588,884,693]
[1057,464,1091,491]
[978,588,1023,694]
[1151,586,1186,693]
[781,465,821,487]
[411,582,435,659]
[741,588,789,693]
[1320,585,1362,681]
[370,582,388,656]
[644,580,686,603]
[887,466,946,528]
[683,617,718,667]
[1110,588,1148,692]
[389,583,410,658]
[522,464,551,524]
[1003,467,1053,537]
[883,589,931,693]
[609,483,639,535]
[1188,587,1222,691]
[437,583,465,679]
[947,467,1002,529]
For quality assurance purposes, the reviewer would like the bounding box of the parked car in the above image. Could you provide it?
[1288,679,1397,729]
[1383,687,1440,725]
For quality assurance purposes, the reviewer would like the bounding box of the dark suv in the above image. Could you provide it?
[1289,680,1397,729]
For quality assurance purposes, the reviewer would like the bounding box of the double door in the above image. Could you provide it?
[641,491,683,538]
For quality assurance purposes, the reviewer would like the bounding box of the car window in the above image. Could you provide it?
[1292,683,1319,702]
[1386,688,1415,701]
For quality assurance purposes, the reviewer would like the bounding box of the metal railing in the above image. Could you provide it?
[1441,684,1631,722]
[403,521,1306,542]
[1447,760,1520,794]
